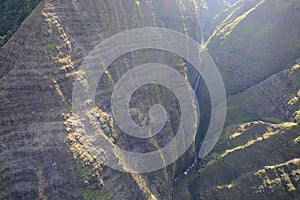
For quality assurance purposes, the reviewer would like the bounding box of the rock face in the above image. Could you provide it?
[0,0,202,199]
[1,0,300,199]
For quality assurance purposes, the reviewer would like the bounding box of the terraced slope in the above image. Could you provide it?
[0,0,202,199]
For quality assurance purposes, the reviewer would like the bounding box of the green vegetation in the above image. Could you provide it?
[83,188,95,199]
[0,0,41,46]
[66,103,73,111]
[45,43,55,49]
[103,28,112,37]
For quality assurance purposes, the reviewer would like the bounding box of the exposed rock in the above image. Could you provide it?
[0,0,202,199]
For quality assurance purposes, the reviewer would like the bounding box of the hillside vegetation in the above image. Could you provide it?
[0,0,42,46]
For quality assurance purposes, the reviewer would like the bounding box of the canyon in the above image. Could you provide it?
[0,0,300,199]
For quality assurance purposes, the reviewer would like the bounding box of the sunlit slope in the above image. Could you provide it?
[175,55,300,200]
[199,0,239,40]
[175,121,300,200]
[207,0,300,94]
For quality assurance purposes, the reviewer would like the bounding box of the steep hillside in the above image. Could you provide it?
[174,31,300,200]
[199,0,237,40]
[207,0,300,94]
[174,60,300,200]
[0,0,202,199]
[173,0,300,199]
[0,0,300,199]
[227,59,300,125]
[175,121,300,199]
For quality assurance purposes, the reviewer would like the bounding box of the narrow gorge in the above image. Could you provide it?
[0,0,299,199]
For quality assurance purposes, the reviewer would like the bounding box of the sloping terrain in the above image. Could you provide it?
[199,0,237,40]
[0,0,202,199]
[227,59,300,124]
[174,59,300,200]
[173,0,300,199]
[0,0,300,199]
[175,121,300,199]
[206,0,300,94]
